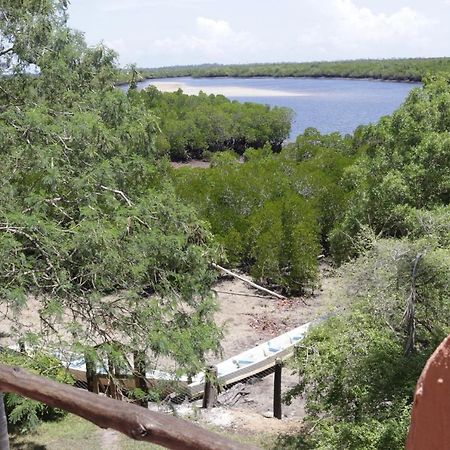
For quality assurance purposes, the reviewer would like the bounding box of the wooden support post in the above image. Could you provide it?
[273,358,282,420]
[107,356,119,400]
[202,365,218,409]
[92,374,99,394]
[85,352,97,394]
[0,393,9,450]
[133,350,148,408]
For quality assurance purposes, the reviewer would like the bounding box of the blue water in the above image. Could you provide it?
[135,77,419,139]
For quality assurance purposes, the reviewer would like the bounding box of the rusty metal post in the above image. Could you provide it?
[273,358,282,419]
[202,365,218,409]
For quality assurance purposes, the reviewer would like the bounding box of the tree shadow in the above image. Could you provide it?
[9,435,47,450]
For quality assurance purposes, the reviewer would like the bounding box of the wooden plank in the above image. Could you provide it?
[407,335,450,450]
[188,346,297,396]
[0,364,259,450]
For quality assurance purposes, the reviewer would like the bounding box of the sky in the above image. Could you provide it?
[68,0,450,68]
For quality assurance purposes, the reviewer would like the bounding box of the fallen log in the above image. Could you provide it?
[213,290,275,299]
[212,264,286,300]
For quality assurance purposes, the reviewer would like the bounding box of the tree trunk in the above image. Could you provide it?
[0,393,10,450]
[133,350,148,408]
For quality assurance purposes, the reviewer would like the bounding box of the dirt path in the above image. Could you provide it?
[99,428,120,450]
[212,260,340,362]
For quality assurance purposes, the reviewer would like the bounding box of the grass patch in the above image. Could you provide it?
[8,411,272,449]
[10,414,100,450]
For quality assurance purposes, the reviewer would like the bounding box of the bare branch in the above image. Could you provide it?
[0,47,13,57]
[403,253,424,355]
[100,186,133,207]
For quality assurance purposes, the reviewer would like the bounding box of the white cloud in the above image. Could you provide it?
[101,0,212,13]
[296,0,435,59]
[151,17,258,62]
[196,17,232,38]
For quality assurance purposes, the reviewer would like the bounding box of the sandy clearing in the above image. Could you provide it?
[2,261,342,439]
[149,81,308,97]
[203,261,342,423]
[171,160,211,169]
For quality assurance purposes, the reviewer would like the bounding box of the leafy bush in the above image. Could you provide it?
[140,87,293,160]
[0,351,74,433]
[331,75,450,262]
[286,237,450,449]
[173,130,353,293]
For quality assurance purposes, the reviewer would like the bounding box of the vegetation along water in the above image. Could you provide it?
[136,76,419,137]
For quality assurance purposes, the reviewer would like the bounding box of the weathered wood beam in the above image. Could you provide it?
[0,364,259,450]
[212,263,286,300]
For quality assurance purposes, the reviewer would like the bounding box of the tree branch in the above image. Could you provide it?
[100,186,133,207]
[0,47,13,57]
[403,253,423,355]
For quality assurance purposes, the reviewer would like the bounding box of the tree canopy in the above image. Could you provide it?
[134,58,450,83]
[139,86,293,160]
[0,0,222,392]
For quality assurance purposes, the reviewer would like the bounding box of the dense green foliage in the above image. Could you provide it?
[0,0,223,429]
[136,58,450,82]
[331,75,450,261]
[279,77,450,449]
[0,350,73,432]
[138,86,293,160]
[173,131,355,294]
[284,236,449,450]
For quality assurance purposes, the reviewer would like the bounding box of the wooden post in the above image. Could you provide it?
[133,350,148,408]
[202,365,218,409]
[273,358,282,420]
[85,352,97,394]
[0,393,10,450]
[407,334,450,450]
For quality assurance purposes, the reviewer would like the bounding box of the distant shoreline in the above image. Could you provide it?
[116,74,422,90]
[144,74,421,84]
[147,80,310,97]
[126,58,450,85]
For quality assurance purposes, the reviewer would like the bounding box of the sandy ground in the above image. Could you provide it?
[171,160,211,169]
[150,81,308,97]
[142,262,342,440]
[197,262,341,431]
[212,265,338,361]
[2,261,341,441]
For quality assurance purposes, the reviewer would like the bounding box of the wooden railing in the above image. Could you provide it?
[0,364,259,450]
